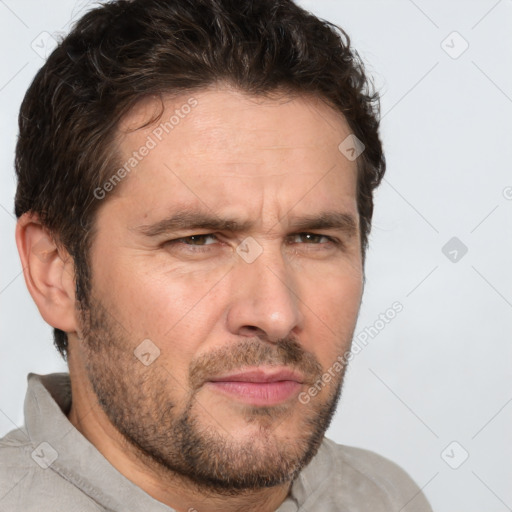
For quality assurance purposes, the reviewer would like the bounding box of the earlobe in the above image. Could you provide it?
[15,212,78,333]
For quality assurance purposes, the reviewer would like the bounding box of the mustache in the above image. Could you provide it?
[188,336,324,390]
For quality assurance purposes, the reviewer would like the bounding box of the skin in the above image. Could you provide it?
[16,84,364,512]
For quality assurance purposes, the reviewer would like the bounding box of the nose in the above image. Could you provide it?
[226,245,304,341]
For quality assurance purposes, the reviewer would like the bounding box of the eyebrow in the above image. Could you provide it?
[132,210,358,238]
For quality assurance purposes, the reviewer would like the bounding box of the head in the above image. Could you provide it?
[15,0,385,494]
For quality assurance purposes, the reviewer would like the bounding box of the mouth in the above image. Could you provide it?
[205,367,305,406]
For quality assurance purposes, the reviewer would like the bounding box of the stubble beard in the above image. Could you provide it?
[76,294,349,494]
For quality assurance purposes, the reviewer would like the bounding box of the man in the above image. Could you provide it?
[0,0,432,510]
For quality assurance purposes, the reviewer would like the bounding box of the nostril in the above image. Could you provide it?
[239,325,265,337]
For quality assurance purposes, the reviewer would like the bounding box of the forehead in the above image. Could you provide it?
[103,86,358,226]
[119,85,352,147]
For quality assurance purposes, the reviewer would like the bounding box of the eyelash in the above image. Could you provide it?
[165,233,342,252]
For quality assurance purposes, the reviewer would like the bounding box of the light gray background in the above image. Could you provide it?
[1,1,511,510]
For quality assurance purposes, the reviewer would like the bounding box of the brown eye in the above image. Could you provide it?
[177,234,217,246]
[164,234,220,253]
[290,233,332,244]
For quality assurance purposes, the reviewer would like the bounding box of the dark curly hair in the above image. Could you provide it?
[14,0,385,360]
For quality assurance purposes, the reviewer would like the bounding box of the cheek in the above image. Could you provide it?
[91,250,224,352]
[301,270,362,366]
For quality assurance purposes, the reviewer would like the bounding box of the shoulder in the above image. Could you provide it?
[0,428,100,512]
[329,438,424,487]
[307,438,433,511]
[0,427,34,501]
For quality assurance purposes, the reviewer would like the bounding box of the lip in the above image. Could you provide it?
[206,367,304,406]
[207,367,305,384]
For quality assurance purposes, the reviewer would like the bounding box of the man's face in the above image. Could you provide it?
[76,87,363,490]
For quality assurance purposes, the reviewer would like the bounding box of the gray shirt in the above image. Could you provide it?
[0,373,432,511]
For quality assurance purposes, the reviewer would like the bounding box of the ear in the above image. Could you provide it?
[15,212,78,333]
